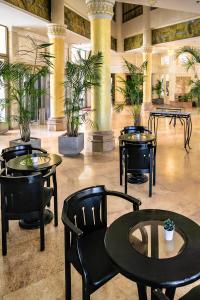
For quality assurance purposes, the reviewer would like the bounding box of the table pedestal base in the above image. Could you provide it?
[128,173,148,184]
[19,209,53,230]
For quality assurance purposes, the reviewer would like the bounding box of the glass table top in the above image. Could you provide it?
[129,220,186,259]
[20,155,50,167]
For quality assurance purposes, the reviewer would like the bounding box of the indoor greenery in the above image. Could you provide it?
[115,59,147,125]
[0,36,53,142]
[64,51,103,137]
[177,46,200,105]
[152,79,163,99]
[164,219,175,231]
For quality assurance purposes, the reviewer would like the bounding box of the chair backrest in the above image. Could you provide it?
[1,145,33,166]
[63,186,107,234]
[124,143,152,172]
[1,145,47,168]
[121,126,151,135]
[0,170,44,216]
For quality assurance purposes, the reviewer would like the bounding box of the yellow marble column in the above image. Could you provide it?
[142,6,153,111]
[168,49,176,103]
[47,24,66,131]
[86,0,115,152]
[143,46,153,107]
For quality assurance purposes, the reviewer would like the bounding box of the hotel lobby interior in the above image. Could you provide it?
[1,1,200,299]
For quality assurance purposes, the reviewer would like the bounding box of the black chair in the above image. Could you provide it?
[120,143,155,197]
[153,287,200,300]
[0,144,47,168]
[0,145,58,225]
[0,167,56,256]
[120,125,152,136]
[62,185,141,300]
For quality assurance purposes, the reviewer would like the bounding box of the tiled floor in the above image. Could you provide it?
[0,108,200,299]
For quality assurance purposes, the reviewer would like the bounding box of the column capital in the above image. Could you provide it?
[86,0,115,20]
[47,24,67,38]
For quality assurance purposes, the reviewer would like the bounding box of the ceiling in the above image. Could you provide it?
[0,1,89,44]
[0,1,48,28]
[117,0,200,15]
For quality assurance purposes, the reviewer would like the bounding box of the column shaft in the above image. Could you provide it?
[143,50,152,104]
[91,18,111,131]
[142,6,153,110]
[47,24,66,131]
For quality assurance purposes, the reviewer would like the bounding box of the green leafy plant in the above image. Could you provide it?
[177,46,200,75]
[115,59,147,125]
[152,79,163,99]
[187,79,200,104]
[64,51,103,137]
[0,36,53,142]
[164,219,175,231]
[177,46,200,106]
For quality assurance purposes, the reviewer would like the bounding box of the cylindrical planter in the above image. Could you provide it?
[164,229,174,241]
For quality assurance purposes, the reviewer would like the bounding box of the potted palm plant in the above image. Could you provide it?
[0,36,53,147]
[152,79,164,105]
[115,59,147,125]
[58,51,103,156]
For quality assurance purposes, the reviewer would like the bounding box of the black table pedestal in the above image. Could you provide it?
[19,209,53,230]
[128,173,148,184]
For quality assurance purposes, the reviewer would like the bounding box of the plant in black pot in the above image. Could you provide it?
[0,36,53,147]
[115,59,147,126]
[58,51,103,156]
[152,79,164,105]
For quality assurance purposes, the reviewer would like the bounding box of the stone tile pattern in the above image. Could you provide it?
[0,109,200,299]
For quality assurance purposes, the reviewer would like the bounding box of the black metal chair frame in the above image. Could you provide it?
[120,125,152,136]
[153,287,200,300]
[62,185,141,300]
[0,167,56,256]
[0,145,58,225]
[0,144,47,168]
[120,143,155,197]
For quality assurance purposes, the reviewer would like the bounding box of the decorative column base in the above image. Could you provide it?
[91,131,115,152]
[47,117,66,131]
[142,102,154,111]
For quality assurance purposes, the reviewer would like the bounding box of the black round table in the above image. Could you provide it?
[6,153,62,229]
[119,133,156,144]
[119,133,156,184]
[105,209,200,300]
[6,153,62,173]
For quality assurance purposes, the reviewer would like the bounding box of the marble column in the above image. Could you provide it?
[47,0,66,131]
[142,6,153,111]
[47,24,66,131]
[86,0,115,152]
[116,1,123,52]
[168,49,176,103]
